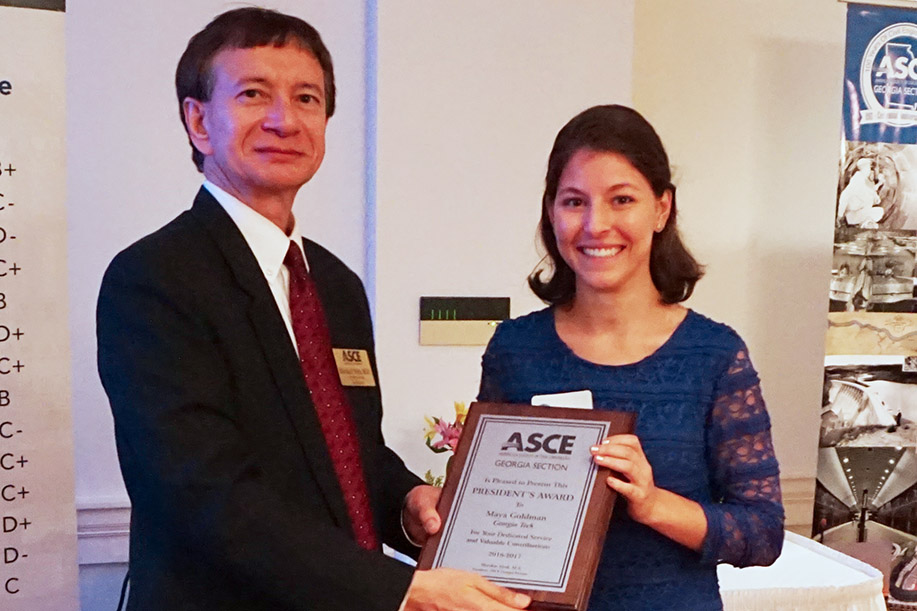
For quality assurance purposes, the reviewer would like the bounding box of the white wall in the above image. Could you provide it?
[632,0,848,530]
[374,1,635,477]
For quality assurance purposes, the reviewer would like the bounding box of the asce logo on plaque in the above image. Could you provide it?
[500,432,576,455]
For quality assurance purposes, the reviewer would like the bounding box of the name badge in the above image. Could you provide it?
[332,349,376,387]
[530,389,593,409]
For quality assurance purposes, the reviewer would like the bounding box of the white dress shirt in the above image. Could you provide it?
[203,180,304,353]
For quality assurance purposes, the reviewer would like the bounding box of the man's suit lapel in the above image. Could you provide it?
[188,187,351,528]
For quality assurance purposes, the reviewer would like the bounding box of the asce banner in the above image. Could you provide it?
[818,2,917,603]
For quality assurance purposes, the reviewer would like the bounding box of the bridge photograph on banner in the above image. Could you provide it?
[817,2,917,605]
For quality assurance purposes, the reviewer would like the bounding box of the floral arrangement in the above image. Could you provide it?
[422,401,467,486]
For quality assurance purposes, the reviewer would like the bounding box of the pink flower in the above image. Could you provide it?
[432,420,462,451]
[423,403,466,462]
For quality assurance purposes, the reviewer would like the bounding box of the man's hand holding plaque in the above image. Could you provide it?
[403,484,443,546]
[402,484,533,611]
[405,569,533,611]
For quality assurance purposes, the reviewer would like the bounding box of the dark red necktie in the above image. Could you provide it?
[284,242,379,550]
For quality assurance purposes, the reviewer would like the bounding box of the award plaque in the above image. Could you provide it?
[417,402,635,611]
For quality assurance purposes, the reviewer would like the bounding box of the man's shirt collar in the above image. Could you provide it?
[203,180,308,275]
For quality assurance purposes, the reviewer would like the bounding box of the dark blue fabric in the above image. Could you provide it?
[478,308,784,611]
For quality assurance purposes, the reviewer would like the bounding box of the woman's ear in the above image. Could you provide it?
[655,189,672,232]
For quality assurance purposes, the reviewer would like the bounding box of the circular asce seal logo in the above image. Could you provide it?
[861,22,917,127]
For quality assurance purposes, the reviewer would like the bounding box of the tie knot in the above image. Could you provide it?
[284,241,307,274]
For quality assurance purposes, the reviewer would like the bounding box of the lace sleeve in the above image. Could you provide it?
[699,346,784,568]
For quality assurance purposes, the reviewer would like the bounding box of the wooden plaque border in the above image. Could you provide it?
[417,402,635,611]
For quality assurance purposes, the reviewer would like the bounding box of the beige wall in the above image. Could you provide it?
[633,0,848,531]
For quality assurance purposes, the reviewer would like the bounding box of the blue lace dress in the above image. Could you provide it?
[477,308,784,610]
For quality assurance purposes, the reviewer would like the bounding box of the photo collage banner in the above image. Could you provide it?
[816,2,917,602]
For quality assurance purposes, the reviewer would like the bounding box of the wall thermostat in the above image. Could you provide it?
[419,297,510,346]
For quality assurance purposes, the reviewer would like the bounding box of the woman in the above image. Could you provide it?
[478,105,784,610]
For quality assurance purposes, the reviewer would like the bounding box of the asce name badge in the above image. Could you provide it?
[332,349,376,387]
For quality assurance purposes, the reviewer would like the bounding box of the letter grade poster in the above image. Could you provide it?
[0,1,79,609]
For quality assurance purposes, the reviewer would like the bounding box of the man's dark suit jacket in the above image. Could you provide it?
[97,188,422,611]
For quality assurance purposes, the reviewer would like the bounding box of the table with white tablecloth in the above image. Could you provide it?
[718,531,886,611]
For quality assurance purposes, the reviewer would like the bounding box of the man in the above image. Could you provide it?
[97,8,530,611]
